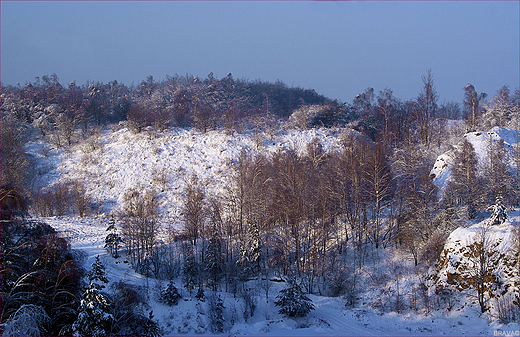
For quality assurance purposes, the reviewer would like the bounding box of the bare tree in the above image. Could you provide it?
[362,143,392,249]
[121,187,160,270]
[415,70,438,147]
[272,149,309,276]
[126,102,148,133]
[335,138,368,267]
[1,116,32,194]
[445,226,500,313]
[147,90,171,132]
[375,88,398,146]
[446,139,481,219]
[463,84,487,132]
[182,174,205,246]
[70,180,90,217]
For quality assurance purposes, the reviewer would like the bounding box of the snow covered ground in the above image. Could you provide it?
[28,127,346,219]
[29,126,520,336]
[41,214,518,336]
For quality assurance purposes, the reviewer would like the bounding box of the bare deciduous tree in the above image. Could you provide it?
[182,174,205,246]
[463,83,487,132]
[415,70,438,147]
[121,187,160,270]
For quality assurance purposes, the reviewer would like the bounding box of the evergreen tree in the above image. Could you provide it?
[238,223,263,280]
[208,294,225,333]
[182,244,198,295]
[159,280,182,306]
[72,256,114,337]
[195,284,205,302]
[205,221,223,291]
[143,311,160,337]
[249,221,262,275]
[486,195,508,225]
[274,278,315,317]
[87,255,109,288]
[104,217,123,258]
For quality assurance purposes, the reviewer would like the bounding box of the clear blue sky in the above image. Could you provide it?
[1,1,518,104]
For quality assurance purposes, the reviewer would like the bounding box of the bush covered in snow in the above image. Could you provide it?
[275,278,315,318]
[1,304,51,337]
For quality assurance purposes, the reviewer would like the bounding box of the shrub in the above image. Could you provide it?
[109,281,161,336]
[2,304,51,336]
[495,293,519,324]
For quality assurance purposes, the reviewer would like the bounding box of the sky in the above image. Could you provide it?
[1,1,519,104]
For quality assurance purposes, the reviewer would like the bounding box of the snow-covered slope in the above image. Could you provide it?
[430,126,519,189]
[32,127,345,219]
[434,213,519,323]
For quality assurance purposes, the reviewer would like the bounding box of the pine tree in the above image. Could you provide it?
[72,256,114,337]
[143,311,160,337]
[238,222,262,281]
[87,255,109,287]
[195,284,205,302]
[486,195,508,225]
[159,280,182,306]
[105,217,123,258]
[208,294,225,333]
[182,244,198,295]
[205,221,223,291]
[249,221,262,275]
[274,278,315,317]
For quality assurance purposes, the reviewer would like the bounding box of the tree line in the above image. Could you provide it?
[111,127,517,316]
[1,73,330,139]
[2,70,517,201]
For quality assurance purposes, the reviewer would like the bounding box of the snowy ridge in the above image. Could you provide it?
[430,126,519,189]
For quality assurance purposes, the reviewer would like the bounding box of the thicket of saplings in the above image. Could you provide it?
[106,129,518,319]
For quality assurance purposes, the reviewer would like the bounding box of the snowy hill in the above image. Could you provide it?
[430,126,519,190]
[29,127,346,220]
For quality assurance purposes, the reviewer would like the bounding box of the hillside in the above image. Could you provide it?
[20,125,519,336]
[43,213,518,336]
[29,127,348,219]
